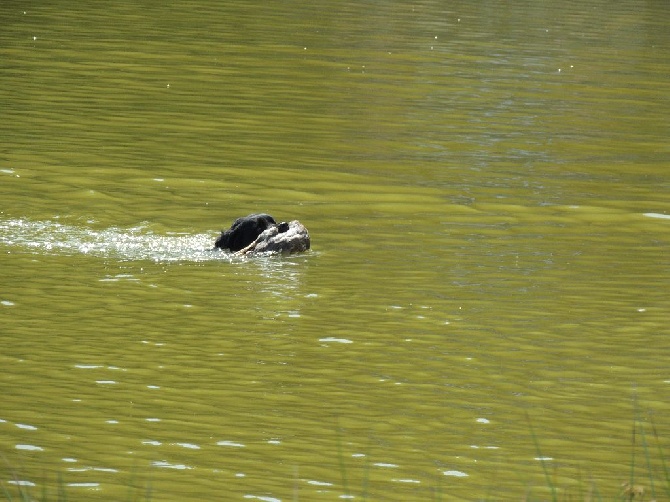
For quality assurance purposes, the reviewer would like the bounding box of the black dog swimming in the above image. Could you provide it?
[214,213,310,255]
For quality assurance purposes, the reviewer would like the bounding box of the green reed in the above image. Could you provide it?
[523,411,669,502]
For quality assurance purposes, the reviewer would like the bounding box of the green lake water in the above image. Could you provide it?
[1,1,669,500]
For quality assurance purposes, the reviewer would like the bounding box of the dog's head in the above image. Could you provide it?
[214,213,276,251]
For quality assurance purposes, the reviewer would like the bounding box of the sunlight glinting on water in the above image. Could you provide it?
[0,218,222,262]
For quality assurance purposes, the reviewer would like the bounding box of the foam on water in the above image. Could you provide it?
[0,218,227,263]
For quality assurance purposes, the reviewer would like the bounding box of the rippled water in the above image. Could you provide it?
[1,0,669,500]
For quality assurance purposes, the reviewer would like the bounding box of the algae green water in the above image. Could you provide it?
[1,1,669,500]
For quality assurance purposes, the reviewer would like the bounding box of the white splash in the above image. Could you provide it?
[0,218,221,263]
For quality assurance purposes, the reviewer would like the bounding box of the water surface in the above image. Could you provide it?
[1,0,669,500]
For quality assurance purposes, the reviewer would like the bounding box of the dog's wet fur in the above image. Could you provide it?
[214,213,277,252]
[214,214,310,255]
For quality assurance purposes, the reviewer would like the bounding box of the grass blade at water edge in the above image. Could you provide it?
[638,419,655,500]
[651,421,670,498]
[335,418,349,498]
[526,414,557,502]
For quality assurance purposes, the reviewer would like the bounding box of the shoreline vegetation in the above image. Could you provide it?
[523,413,670,502]
[2,418,667,501]
[0,464,152,502]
